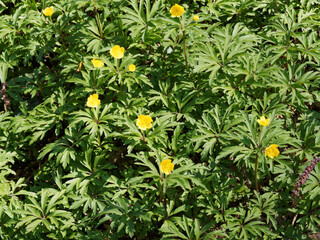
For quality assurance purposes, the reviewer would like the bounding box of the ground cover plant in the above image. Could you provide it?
[1,0,320,239]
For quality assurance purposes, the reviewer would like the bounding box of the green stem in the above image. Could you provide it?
[93,70,96,89]
[97,130,101,147]
[115,58,119,72]
[275,0,278,13]
[163,192,167,219]
[257,127,263,147]
[94,7,104,39]
[255,154,258,191]
[115,58,122,92]
[95,107,101,147]
[142,131,146,143]
[178,17,188,69]
[182,29,188,69]
[255,128,263,191]
[159,179,163,202]
[159,176,168,219]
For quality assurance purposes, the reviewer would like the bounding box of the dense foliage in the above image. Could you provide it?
[1,0,320,239]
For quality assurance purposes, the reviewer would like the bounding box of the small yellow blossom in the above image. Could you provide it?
[170,4,184,18]
[43,7,54,17]
[265,144,280,159]
[136,115,153,130]
[128,64,136,72]
[91,58,104,68]
[87,94,100,108]
[160,159,174,175]
[110,45,125,59]
[193,15,199,21]
[257,116,270,126]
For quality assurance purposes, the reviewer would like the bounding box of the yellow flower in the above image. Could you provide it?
[170,4,184,18]
[91,58,104,68]
[257,116,270,126]
[265,144,280,159]
[193,15,199,21]
[128,64,136,72]
[43,7,54,17]
[87,94,100,108]
[160,159,174,175]
[110,45,125,59]
[136,115,153,130]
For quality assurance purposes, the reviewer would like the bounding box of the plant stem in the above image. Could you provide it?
[179,17,188,69]
[163,192,167,219]
[97,130,101,147]
[115,58,122,93]
[94,106,101,147]
[93,70,96,89]
[182,29,188,69]
[255,129,263,191]
[94,107,101,147]
[257,127,263,147]
[275,0,277,13]
[115,58,119,73]
[94,6,104,39]
[255,154,258,191]
[142,131,146,143]
[159,175,168,219]
[159,178,163,202]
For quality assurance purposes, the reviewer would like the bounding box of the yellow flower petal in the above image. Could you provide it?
[136,115,153,130]
[91,58,104,68]
[265,144,280,159]
[160,159,174,175]
[43,6,54,17]
[170,4,184,18]
[193,15,199,21]
[128,64,136,72]
[110,45,125,59]
[257,116,270,126]
[87,94,101,108]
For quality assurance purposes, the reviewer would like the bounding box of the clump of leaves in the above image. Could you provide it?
[0,0,320,239]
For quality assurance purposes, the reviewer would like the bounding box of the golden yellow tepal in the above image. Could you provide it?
[91,59,104,68]
[136,115,153,130]
[257,116,270,126]
[265,144,280,159]
[129,64,136,72]
[193,15,199,21]
[110,45,125,59]
[43,7,54,17]
[170,4,184,18]
[160,159,174,175]
[87,94,100,108]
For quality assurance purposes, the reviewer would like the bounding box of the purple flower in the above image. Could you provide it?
[292,157,320,200]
